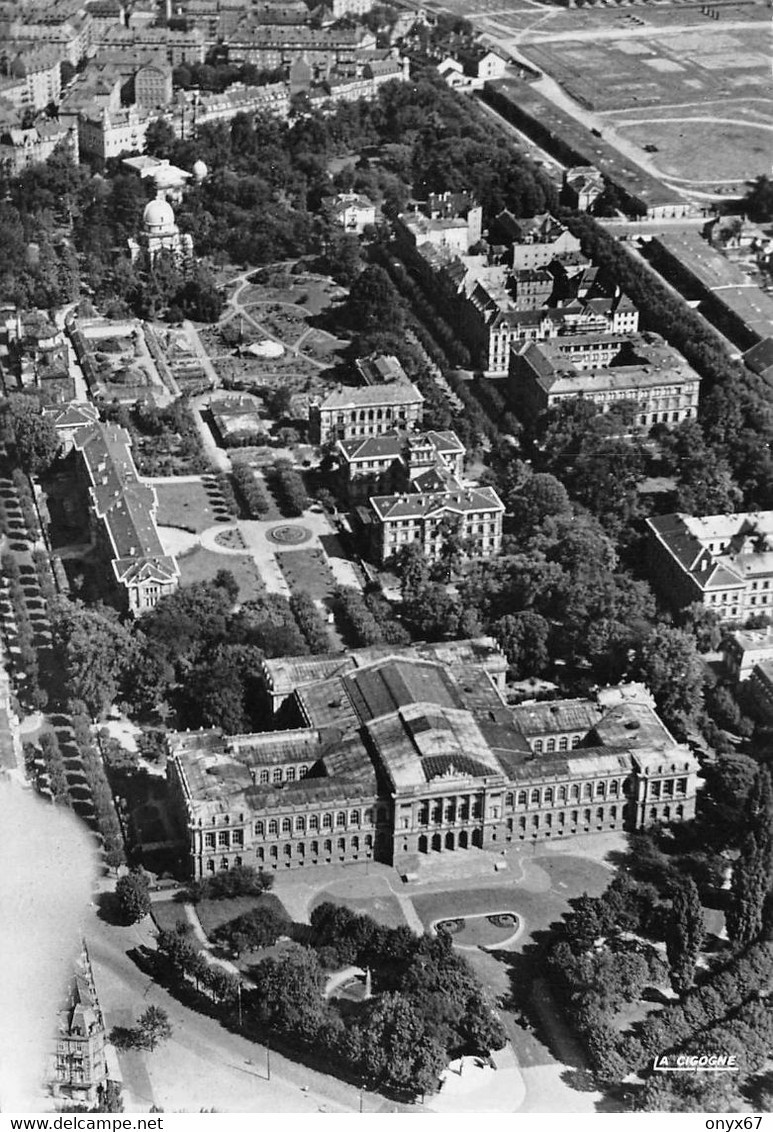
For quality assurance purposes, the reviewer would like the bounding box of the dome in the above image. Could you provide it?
[192,159,208,181]
[143,197,176,232]
[246,339,285,359]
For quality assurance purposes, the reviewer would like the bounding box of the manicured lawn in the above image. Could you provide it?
[195,892,290,938]
[276,548,337,600]
[154,481,218,534]
[177,546,263,601]
[152,899,189,935]
[309,891,407,930]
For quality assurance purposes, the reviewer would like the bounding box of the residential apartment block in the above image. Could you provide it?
[167,642,699,878]
[0,308,74,400]
[646,511,773,622]
[73,421,179,615]
[396,191,483,257]
[510,331,701,427]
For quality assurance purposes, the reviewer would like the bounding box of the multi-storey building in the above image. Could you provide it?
[310,380,424,445]
[225,24,371,74]
[497,212,582,271]
[134,60,173,110]
[367,483,504,565]
[78,104,150,161]
[722,626,773,682]
[167,642,700,878]
[3,14,93,67]
[1,308,73,399]
[52,944,109,1108]
[337,429,464,503]
[331,192,376,235]
[4,49,62,111]
[646,511,773,623]
[396,192,483,258]
[73,421,179,615]
[510,331,701,427]
[91,25,206,66]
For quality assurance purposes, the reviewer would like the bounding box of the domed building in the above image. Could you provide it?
[128,195,194,266]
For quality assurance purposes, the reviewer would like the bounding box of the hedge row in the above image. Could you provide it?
[333,586,385,647]
[231,463,269,518]
[71,705,123,858]
[289,591,330,654]
[271,460,308,517]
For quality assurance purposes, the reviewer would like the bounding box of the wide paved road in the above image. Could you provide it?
[86,904,396,1114]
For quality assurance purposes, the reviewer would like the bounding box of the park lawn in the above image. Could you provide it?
[154,481,217,534]
[276,548,337,600]
[177,545,263,601]
[309,891,407,931]
[152,899,189,935]
[441,912,520,949]
[196,892,290,939]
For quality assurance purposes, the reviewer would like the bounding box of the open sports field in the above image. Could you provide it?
[609,117,773,184]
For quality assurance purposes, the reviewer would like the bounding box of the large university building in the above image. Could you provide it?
[167,639,700,878]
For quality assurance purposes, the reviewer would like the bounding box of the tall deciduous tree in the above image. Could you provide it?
[628,626,705,737]
[136,1005,173,1051]
[115,869,151,924]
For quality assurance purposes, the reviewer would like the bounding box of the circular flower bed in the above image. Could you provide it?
[266,524,312,545]
[437,918,465,935]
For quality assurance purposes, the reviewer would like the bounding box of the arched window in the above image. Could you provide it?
[309,814,319,831]
[506,792,514,808]
[571,784,580,800]
[364,808,374,824]
[206,859,215,873]
[531,814,539,828]
[558,736,568,751]
[352,835,360,851]
[609,780,619,796]
[533,739,543,754]
[273,767,283,783]
[531,788,540,804]
[255,821,264,836]
[583,782,592,798]
[596,807,604,822]
[336,811,346,827]
[337,837,346,852]
[365,834,373,851]
[311,840,319,856]
[350,810,360,825]
[295,815,305,832]
[282,817,292,833]
[544,787,553,805]
[299,765,309,778]
[284,844,292,856]
[610,806,617,820]
[649,806,658,822]
[322,813,333,829]
[583,809,591,824]
[546,738,556,753]
[324,839,332,854]
[596,781,605,796]
[518,790,527,805]
[220,857,229,870]
[285,767,296,782]
[259,769,269,784]
[558,786,567,802]
[268,819,278,836]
